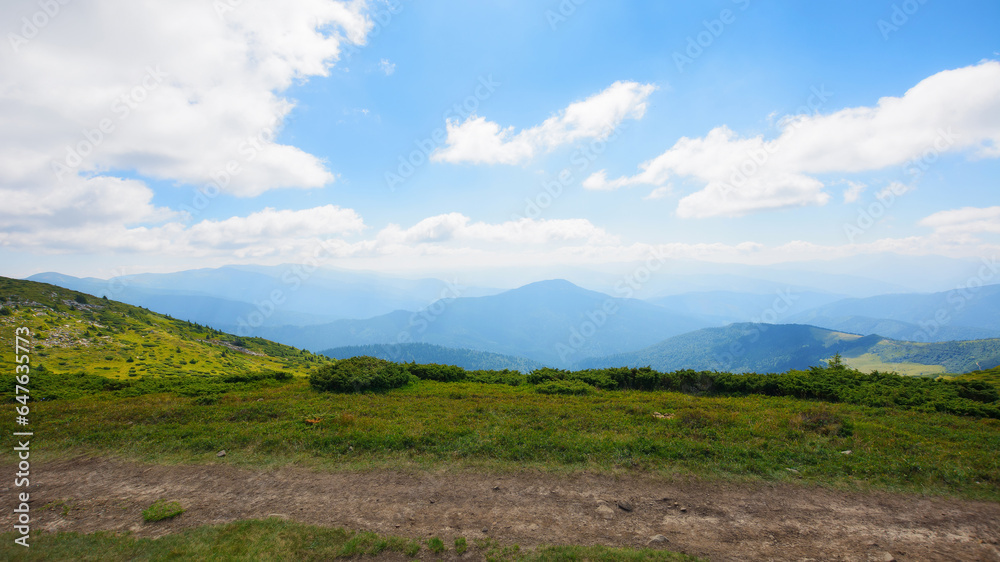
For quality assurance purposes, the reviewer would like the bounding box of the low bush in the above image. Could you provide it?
[310,356,413,393]
[534,379,596,396]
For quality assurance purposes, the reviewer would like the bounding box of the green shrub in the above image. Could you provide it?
[407,363,467,382]
[309,356,413,393]
[142,499,184,522]
[534,379,595,396]
[454,537,468,555]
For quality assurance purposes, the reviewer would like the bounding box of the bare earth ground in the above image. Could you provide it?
[4,457,1000,561]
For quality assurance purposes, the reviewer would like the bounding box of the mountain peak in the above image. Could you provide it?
[516,279,582,291]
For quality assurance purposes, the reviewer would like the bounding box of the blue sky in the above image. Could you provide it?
[1,0,998,281]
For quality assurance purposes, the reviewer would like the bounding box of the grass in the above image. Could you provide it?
[0,519,702,561]
[142,499,185,522]
[0,277,331,382]
[842,353,946,376]
[6,377,999,501]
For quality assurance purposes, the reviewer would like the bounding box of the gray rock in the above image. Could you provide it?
[647,535,669,545]
[595,504,616,519]
[216,450,226,457]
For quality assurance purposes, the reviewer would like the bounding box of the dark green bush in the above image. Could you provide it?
[407,363,467,382]
[309,356,412,393]
[534,379,595,396]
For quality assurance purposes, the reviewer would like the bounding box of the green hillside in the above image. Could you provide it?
[0,276,331,384]
[577,322,1000,375]
[853,338,1000,373]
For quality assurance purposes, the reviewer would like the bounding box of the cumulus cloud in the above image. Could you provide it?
[431,81,657,165]
[920,206,1000,236]
[0,0,371,199]
[0,204,366,257]
[585,62,1000,218]
[375,213,617,247]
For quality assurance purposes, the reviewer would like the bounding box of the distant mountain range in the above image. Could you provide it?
[576,323,1000,374]
[576,323,881,373]
[254,279,706,368]
[321,343,545,373]
[646,290,846,325]
[786,284,1000,342]
[22,266,1000,374]
[27,266,500,328]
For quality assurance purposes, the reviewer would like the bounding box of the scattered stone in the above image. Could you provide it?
[216,450,226,457]
[348,446,354,452]
[651,412,676,420]
[429,499,436,504]
[596,504,616,519]
[493,486,500,491]
[882,552,896,562]
[617,500,634,512]
[786,468,799,474]
[680,507,688,513]
[841,450,852,455]
[482,528,489,534]
[647,535,670,546]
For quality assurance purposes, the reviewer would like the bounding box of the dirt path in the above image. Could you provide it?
[4,457,999,561]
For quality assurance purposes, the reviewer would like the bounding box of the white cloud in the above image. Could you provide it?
[375,214,616,246]
[876,181,913,200]
[0,204,366,257]
[842,181,867,203]
[0,0,372,199]
[186,205,366,247]
[586,61,1000,217]
[642,186,671,200]
[431,81,657,165]
[378,58,396,75]
[920,206,1000,236]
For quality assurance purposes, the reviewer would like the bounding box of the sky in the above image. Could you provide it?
[1,0,998,282]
